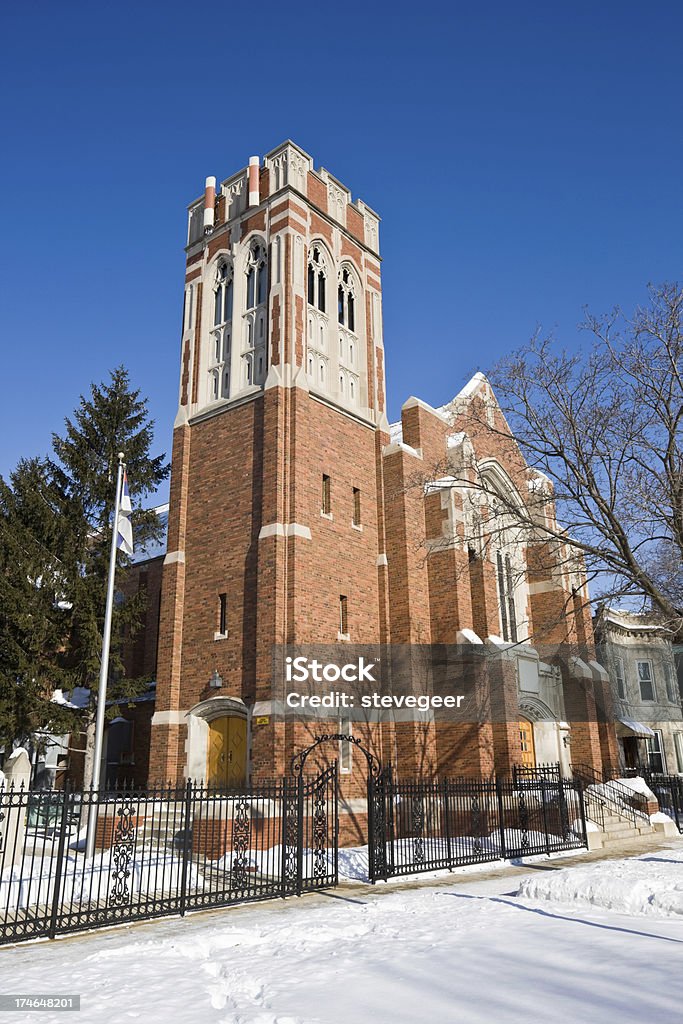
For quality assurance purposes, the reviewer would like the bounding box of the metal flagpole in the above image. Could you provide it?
[85,453,126,861]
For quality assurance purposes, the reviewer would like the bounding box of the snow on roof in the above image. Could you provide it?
[132,503,169,564]
[389,420,403,445]
[388,374,490,442]
[527,470,553,492]
[424,476,457,494]
[601,608,672,634]
[437,372,489,416]
[51,688,82,709]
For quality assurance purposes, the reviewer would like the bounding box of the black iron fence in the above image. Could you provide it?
[0,767,337,946]
[2,761,592,943]
[367,772,587,882]
[512,762,562,786]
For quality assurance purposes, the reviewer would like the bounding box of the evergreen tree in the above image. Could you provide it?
[50,367,170,722]
[0,459,76,750]
[0,368,168,777]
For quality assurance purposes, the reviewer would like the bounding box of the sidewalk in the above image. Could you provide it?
[2,831,682,1024]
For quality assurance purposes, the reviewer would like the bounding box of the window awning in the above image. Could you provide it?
[615,718,655,739]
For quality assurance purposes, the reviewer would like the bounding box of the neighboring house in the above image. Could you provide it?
[594,607,683,775]
[114,138,621,836]
[100,503,168,789]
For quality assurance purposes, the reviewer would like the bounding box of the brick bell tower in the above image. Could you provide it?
[148,142,390,786]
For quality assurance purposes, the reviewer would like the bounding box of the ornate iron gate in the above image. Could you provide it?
[282,762,338,895]
[290,733,383,882]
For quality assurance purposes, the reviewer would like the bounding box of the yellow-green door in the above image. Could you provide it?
[207,716,247,788]
[519,719,536,768]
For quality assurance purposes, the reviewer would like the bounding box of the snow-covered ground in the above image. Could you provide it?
[518,841,683,917]
[2,842,683,1024]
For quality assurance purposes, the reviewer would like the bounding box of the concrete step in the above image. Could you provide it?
[601,828,643,844]
[602,818,641,832]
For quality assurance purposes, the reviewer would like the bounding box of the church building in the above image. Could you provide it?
[119,142,619,815]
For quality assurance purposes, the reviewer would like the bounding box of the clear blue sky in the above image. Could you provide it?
[1,1,681,498]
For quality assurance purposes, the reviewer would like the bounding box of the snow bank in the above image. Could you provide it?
[586,778,651,807]
[615,776,656,800]
[650,811,675,824]
[518,846,683,917]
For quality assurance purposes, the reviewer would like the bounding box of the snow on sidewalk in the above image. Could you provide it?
[2,852,683,1024]
[518,841,683,917]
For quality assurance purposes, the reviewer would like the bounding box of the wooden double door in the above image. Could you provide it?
[207,715,247,788]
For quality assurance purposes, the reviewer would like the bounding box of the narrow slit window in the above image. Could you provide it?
[496,552,509,642]
[339,718,352,772]
[339,595,348,636]
[218,593,227,635]
[353,488,361,526]
[322,474,331,515]
[505,555,518,642]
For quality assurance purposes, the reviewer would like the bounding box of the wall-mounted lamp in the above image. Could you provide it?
[209,669,223,689]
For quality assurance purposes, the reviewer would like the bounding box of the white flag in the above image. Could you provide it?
[116,471,134,556]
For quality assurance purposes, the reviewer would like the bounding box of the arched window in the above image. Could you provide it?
[242,240,268,387]
[496,550,518,643]
[214,261,233,327]
[210,260,233,402]
[306,245,330,387]
[246,242,267,312]
[338,266,356,328]
[307,246,327,312]
[478,461,531,644]
[337,264,361,408]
